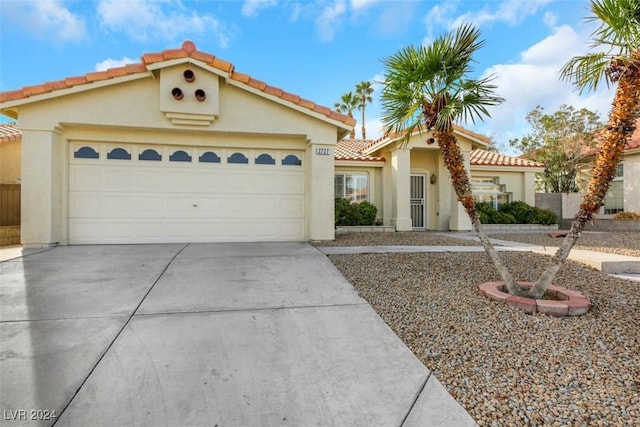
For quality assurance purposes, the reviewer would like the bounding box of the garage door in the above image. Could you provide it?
[68,143,305,244]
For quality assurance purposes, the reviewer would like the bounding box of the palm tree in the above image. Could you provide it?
[381,23,527,296]
[530,0,640,298]
[334,91,360,139]
[356,81,374,139]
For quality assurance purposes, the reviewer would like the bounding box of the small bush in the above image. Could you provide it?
[613,211,640,220]
[476,201,557,225]
[335,198,378,226]
[358,201,378,225]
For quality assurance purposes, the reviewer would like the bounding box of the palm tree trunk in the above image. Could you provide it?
[348,112,355,139]
[435,130,525,296]
[529,70,640,298]
[361,100,367,139]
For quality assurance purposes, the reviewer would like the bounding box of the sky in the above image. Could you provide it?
[0,0,617,153]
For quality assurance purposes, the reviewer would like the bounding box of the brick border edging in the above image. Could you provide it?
[478,281,592,316]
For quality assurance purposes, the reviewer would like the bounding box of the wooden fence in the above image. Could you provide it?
[0,184,20,226]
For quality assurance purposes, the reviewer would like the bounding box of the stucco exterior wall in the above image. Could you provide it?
[624,152,640,213]
[0,139,21,184]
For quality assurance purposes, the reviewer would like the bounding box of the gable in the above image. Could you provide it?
[0,41,353,141]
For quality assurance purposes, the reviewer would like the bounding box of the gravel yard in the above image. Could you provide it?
[320,232,640,426]
[314,231,480,247]
[489,231,640,258]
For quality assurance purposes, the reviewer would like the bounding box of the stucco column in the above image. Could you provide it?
[391,147,412,231]
[448,150,472,231]
[307,142,335,241]
[21,129,65,247]
[523,171,536,206]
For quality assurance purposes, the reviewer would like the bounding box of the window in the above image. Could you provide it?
[335,174,368,203]
[255,153,275,165]
[74,146,99,159]
[107,148,131,160]
[139,149,162,161]
[170,150,192,162]
[604,164,624,214]
[199,152,221,163]
[228,152,248,164]
[282,154,302,166]
[471,177,511,209]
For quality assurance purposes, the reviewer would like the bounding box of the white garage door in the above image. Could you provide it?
[68,143,306,244]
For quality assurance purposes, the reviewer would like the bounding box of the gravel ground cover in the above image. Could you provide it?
[325,240,640,426]
[489,231,640,258]
[313,231,480,247]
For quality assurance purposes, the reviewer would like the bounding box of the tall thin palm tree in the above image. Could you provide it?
[334,91,360,139]
[530,0,640,297]
[356,81,374,139]
[381,23,526,296]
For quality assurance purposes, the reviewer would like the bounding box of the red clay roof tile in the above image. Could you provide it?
[230,71,250,83]
[246,78,267,91]
[336,139,384,162]
[470,149,544,168]
[0,40,354,127]
[0,124,21,143]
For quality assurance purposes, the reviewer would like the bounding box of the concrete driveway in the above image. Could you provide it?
[0,243,474,426]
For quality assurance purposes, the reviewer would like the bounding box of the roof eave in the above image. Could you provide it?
[0,72,152,111]
[471,164,545,172]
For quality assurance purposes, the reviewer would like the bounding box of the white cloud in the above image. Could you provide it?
[95,57,137,71]
[97,0,231,47]
[474,24,615,148]
[3,0,87,44]
[452,0,553,28]
[351,0,380,11]
[242,0,277,17]
[315,0,347,42]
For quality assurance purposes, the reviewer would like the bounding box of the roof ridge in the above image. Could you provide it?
[0,41,355,127]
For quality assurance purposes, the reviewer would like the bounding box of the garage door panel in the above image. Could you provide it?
[69,194,103,217]
[105,168,136,191]
[70,166,104,191]
[69,144,306,243]
[134,196,167,217]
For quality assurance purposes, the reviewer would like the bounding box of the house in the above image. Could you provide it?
[0,41,542,247]
[335,133,543,231]
[569,121,640,218]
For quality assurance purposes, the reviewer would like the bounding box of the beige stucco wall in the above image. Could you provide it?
[7,62,348,246]
[623,151,639,213]
[0,139,21,184]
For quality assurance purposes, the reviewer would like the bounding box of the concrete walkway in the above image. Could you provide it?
[0,243,475,427]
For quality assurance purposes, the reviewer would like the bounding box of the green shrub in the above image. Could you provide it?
[335,198,378,226]
[476,201,557,225]
[492,212,516,224]
[358,201,377,225]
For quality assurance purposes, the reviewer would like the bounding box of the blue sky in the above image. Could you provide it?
[0,0,615,152]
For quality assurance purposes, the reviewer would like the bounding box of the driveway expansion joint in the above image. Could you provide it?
[50,243,190,426]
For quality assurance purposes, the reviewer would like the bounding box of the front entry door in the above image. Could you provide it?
[410,174,425,229]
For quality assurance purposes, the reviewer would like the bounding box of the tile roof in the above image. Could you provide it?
[335,139,385,162]
[470,149,544,168]
[0,124,21,143]
[0,41,355,128]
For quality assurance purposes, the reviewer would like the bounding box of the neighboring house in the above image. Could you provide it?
[574,120,640,216]
[335,132,543,231]
[0,41,542,247]
[0,123,21,184]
